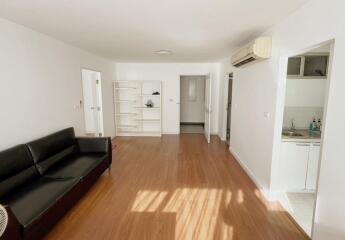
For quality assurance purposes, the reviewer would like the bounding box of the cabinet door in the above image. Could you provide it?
[306,144,321,190]
[280,142,310,190]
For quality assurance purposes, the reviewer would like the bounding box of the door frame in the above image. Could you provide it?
[81,68,104,137]
[178,74,209,137]
[272,39,335,238]
[204,73,212,143]
[222,73,233,143]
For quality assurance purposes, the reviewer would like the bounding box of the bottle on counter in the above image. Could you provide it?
[312,118,317,131]
[317,118,322,131]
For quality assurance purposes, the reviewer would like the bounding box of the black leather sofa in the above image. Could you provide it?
[0,128,112,240]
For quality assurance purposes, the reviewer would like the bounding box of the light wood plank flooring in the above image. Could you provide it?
[45,135,309,240]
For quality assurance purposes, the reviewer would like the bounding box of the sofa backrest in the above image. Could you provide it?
[0,145,39,199]
[26,128,78,174]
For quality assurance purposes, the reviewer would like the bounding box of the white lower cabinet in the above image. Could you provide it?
[280,141,320,191]
[280,142,309,190]
[306,143,321,190]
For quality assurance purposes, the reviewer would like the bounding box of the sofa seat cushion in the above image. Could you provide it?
[45,153,108,180]
[2,177,78,227]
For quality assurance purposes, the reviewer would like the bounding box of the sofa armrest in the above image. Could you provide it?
[1,205,21,240]
[76,137,112,165]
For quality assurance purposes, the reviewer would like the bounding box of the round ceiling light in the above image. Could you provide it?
[154,50,172,56]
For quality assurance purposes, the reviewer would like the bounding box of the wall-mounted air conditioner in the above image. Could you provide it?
[231,37,272,67]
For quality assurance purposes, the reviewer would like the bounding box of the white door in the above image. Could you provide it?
[204,74,212,143]
[280,142,309,190]
[82,69,104,136]
[306,143,321,190]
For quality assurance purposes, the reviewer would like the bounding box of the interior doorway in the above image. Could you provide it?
[275,41,334,237]
[179,75,206,134]
[81,69,104,137]
[225,73,233,145]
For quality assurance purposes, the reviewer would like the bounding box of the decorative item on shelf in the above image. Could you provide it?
[145,100,154,108]
[152,91,160,95]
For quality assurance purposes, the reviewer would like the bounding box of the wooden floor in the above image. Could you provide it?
[45,135,309,240]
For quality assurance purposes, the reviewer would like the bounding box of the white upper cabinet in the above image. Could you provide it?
[287,57,302,76]
[287,55,329,79]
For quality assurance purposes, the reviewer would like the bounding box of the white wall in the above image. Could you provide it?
[180,76,205,123]
[116,63,220,134]
[283,78,326,128]
[0,18,116,150]
[285,78,326,107]
[223,0,345,239]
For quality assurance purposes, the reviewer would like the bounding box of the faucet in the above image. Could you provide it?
[290,118,295,131]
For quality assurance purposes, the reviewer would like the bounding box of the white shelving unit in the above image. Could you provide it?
[113,80,162,137]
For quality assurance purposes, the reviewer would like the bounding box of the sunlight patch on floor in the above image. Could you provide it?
[131,190,168,212]
[220,221,234,239]
[237,189,244,204]
[163,188,223,240]
[131,188,235,240]
[225,191,232,206]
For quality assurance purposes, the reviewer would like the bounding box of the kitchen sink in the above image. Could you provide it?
[282,131,304,137]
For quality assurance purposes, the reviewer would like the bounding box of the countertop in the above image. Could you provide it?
[281,129,321,143]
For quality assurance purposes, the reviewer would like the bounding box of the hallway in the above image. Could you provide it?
[45,135,308,240]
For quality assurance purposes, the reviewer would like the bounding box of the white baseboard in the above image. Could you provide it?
[229,147,275,202]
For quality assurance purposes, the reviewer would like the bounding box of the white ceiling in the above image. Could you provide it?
[0,0,309,62]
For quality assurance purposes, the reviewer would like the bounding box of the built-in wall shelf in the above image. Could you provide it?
[114,100,137,103]
[115,113,137,116]
[134,107,160,109]
[114,87,137,90]
[136,94,161,97]
[118,131,161,136]
[113,80,162,137]
[117,124,138,127]
[134,119,161,122]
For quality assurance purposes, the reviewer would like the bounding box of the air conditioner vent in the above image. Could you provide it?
[234,57,256,67]
[231,37,272,67]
